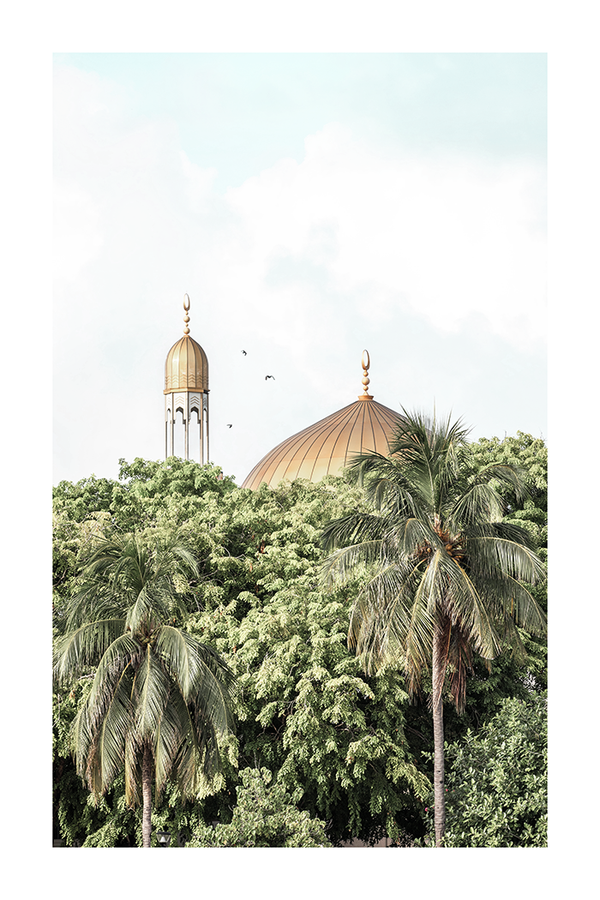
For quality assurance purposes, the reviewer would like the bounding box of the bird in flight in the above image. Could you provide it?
[265,375,275,380]
[241,350,247,355]
[226,424,233,428]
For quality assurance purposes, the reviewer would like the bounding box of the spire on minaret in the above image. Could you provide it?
[359,349,374,400]
[183,293,191,335]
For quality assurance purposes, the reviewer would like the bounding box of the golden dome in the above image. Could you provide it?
[164,294,209,394]
[241,351,404,490]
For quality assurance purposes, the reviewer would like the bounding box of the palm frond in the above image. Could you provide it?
[86,633,140,711]
[321,512,387,552]
[430,553,502,660]
[124,580,168,633]
[349,558,432,679]
[124,732,142,808]
[152,681,193,795]
[398,516,441,556]
[321,540,385,586]
[490,576,548,637]
[451,481,506,526]
[53,619,126,683]
[153,628,235,780]
[131,646,172,741]
[475,462,530,502]
[186,640,236,735]
[65,586,127,630]
[467,533,546,585]
[95,670,136,792]
[446,624,473,713]
[73,664,134,797]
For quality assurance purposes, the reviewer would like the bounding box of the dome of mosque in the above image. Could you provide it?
[164,295,209,394]
[241,352,405,490]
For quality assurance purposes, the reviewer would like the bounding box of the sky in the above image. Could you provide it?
[53,52,547,486]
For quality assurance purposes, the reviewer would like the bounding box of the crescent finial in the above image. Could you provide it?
[360,349,373,399]
[183,293,191,335]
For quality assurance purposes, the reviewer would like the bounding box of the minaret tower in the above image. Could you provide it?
[164,294,209,463]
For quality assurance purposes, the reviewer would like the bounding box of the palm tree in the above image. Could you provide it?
[321,411,546,847]
[53,533,235,847]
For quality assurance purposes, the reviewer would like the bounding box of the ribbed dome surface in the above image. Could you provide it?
[241,395,404,490]
[164,335,209,394]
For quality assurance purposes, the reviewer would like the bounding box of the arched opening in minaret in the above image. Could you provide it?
[173,408,185,460]
[189,406,201,463]
[165,406,173,458]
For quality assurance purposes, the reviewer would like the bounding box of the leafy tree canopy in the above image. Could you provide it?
[53,433,547,847]
[467,432,547,559]
[425,692,548,847]
[188,768,332,847]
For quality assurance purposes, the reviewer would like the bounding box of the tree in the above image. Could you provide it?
[321,411,547,847]
[53,533,236,847]
[188,767,332,847]
[436,693,547,846]
[181,476,430,844]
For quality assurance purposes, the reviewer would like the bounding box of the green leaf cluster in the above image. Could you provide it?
[432,693,548,847]
[53,431,547,847]
[187,767,332,847]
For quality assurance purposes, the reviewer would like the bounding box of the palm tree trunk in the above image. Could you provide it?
[142,742,153,848]
[432,624,447,847]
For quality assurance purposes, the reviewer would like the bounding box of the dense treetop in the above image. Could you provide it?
[53,432,547,847]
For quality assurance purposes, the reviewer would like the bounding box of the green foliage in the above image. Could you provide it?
[53,684,142,846]
[53,434,548,848]
[182,476,429,843]
[421,693,548,847]
[467,432,547,559]
[321,413,546,846]
[187,768,332,847]
[322,413,546,708]
[52,458,235,603]
[53,531,236,848]
[465,432,548,694]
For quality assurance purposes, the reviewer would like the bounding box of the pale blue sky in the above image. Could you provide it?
[56,53,546,189]
[53,52,547,485]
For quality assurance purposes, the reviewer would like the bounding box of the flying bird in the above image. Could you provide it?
[226,424,233,428]
[241,350,247,355]
[265,375,275,380]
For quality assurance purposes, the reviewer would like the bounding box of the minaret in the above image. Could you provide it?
[164,294,209,463]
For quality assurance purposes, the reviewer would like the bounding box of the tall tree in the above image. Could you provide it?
[440,693,547,847]
[53,533,235,847]
[321,411,546,847]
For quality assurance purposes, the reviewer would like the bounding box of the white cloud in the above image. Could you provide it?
[54,182,104,285]
[53,69,546,484]
[222,123,546,348]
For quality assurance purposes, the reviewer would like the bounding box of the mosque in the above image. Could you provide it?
[164,295,405,488]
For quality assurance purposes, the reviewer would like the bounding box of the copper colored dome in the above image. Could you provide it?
[164,294,209,394]
[164,335,209,393]
[241,352,404,490]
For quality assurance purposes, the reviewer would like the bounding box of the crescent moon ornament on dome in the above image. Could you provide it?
[183,293,191,335]
[360,349,372,399]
